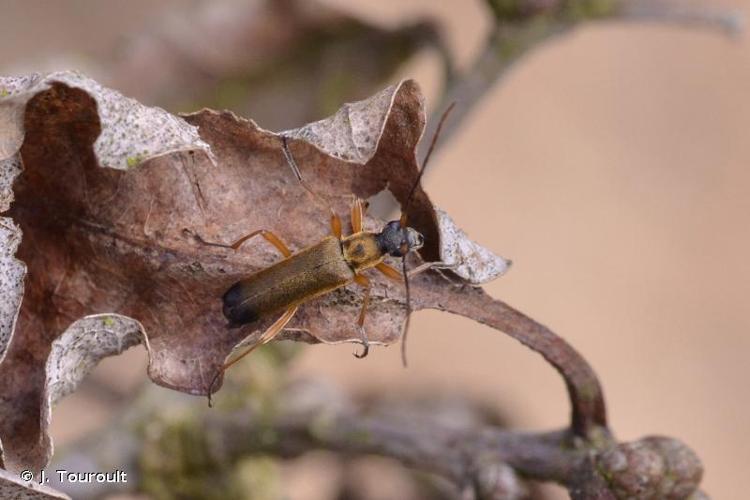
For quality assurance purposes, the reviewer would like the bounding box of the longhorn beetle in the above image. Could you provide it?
[199,105,455,405]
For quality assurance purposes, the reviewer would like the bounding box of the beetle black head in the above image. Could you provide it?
[377,220,424,258]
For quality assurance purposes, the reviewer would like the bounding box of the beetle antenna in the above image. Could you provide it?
[281,136,340,226]
[399,102,456,226]
[207,373,220,407]
[400,255,412,367]
[398,103,455,367]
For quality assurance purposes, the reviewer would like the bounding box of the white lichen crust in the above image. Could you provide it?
[0,71,213,171]
[436,208,511,284]
[283,82,399,164]
[40,314,148,466]
[0,218,25,366]
[43,314,147,408]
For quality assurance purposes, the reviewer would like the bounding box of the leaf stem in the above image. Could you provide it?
[414,283,607,438]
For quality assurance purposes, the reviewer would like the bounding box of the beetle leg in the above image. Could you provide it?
[187,228,291,258]
[353,273,371,358]
[407,261,457,278]
[375,262,403,283]
[255,306,299,345]
[350,197,365,233]
[208,306,298,406]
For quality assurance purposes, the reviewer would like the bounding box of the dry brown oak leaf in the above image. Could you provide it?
[0,73,520,473]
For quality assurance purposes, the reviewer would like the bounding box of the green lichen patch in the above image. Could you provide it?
[126,155,144,168]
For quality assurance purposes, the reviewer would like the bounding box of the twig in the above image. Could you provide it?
[419,0,743,163]
[419,22,566,165]
[619,0,744,35]
[49,380,704,499]
[412,281,607,440]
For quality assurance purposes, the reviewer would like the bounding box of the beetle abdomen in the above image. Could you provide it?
[223,283,261,324]
[223,236,354,326]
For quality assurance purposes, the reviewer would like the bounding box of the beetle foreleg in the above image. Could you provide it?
[375,262,403,283]
[407,261,457,278]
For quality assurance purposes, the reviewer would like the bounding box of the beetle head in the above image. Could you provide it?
[377,220,424,258]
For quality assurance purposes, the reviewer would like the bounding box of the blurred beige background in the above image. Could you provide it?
[2,1,748,499]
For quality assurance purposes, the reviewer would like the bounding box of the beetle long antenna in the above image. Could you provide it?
[398,103,455,367]
[208,372,221,407]
[400,102,456,226]
[400,255,412,367]
[282,136,340,228]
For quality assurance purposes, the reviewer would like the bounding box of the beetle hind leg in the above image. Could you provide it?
[186,228,291,257]
[208,306,298,406]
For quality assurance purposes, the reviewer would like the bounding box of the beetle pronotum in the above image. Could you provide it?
[200,105,454,405]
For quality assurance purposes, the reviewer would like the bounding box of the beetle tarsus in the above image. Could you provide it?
[354,343,370,359]
[354,326,370,358]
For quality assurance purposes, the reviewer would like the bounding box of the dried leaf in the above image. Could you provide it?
[0,72,507,472]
